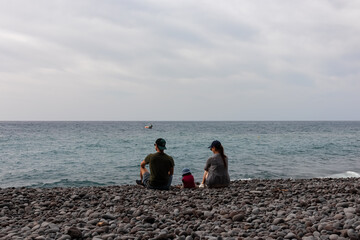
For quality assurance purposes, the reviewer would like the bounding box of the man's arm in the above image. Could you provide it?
[169,167,174,176]
[140,160,147,169]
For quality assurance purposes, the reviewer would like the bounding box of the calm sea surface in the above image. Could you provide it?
[1,121,360,188]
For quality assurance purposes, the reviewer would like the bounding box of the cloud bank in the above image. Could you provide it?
[1,0,360,120]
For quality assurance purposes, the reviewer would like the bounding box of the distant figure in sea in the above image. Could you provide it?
[199,140,230,188]
[181,168,196,189]
[136,138,174,190]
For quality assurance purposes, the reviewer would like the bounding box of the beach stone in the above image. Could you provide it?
[102,233,116,239]
[97,226,110,234]
[285,232,297,239]
[329,234,339,240]
[232,214,245,222]
[47,223,60,233]
[228,229,239,236]
[252,207,260,214]
[68,227,82,239]
[302,236,316,240]
[347,229,359,239]
[273,218,285,225]
[346,213,355,219]
[336,202,350,208]
[344,207,356,214]
[286,213,296,221]
[143,216,156,224]
[324,224,334,232]
[228,211,239,218]
[103,213,116,220]
[35,237,46,240]
[155,231,169,239]
[58,235,71,240]
[313,231,320,237]
[334,214,344,220]
[88,219,99,225]
[333,222,343,230]
[354,221,360,228]
[250,190,262,194]
[270,225,279,232]
[89,212,101,219]
[277,210,286,216]
[204,211,214,218]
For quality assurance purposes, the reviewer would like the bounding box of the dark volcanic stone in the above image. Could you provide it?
[232,214,245,222]
[67,227,82,239]
[144,216,156,224]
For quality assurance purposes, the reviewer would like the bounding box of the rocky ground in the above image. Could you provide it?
[1,178,360,240]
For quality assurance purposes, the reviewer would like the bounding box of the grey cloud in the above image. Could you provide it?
[1,0,360,120]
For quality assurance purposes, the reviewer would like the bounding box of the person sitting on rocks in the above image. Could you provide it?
[199,140,230,188]
[136,138,175,190]
[181,168,196,188]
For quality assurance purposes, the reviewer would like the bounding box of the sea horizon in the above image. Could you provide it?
[1,121,360,188]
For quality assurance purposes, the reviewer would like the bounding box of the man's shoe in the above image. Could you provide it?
[136,180,144,186]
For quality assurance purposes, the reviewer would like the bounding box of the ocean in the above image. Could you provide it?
[1,121,360,188]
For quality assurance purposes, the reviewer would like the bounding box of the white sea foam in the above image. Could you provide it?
[326,171,360,179]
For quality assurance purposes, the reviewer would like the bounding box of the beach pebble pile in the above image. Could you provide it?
[1,178,359,240]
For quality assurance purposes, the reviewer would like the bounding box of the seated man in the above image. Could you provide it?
[137,138,174,190]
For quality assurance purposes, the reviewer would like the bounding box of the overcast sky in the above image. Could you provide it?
[1,0,359,121]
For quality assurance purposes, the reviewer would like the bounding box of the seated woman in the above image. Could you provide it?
[199,140,230,188]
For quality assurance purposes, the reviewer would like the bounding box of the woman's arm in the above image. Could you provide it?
[201,170,208,184]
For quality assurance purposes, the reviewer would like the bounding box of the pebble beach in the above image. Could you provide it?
[1,178,360,240]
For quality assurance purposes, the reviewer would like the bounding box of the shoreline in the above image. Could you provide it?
[1,178,359,240]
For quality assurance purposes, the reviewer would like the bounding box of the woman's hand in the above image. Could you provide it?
[200,170,208,188]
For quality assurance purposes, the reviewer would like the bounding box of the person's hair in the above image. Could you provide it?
[214,144,227,168]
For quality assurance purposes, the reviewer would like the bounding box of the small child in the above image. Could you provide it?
[182,168,196,188]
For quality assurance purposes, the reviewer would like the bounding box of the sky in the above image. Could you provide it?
[1,0,360,121]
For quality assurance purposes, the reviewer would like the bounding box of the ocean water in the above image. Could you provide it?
[1,121,360,188]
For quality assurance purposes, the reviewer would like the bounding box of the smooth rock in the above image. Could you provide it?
[273,218,285,225]
[68,227,82,239]
[143,216,156,224]
[232,214,245,222]
[285,232,297,239]
[347,229,359,239]
[58,235,71,240]
[103,214,116,220]
[35,237,46,240]
[329,234,339,240]
[204,211,214,218]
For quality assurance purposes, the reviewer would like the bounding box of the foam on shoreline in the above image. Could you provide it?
[326,171,360,179]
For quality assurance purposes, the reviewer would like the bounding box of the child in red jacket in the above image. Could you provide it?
[182,168,196,188]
